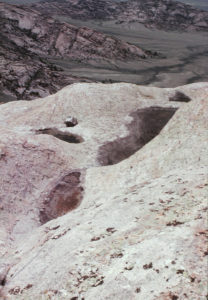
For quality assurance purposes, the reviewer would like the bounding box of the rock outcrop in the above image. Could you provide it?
[0,39,91,101]
[0,2,156,101]
[32,0,208,31]
[0,82,207,299]
[0,2,150,61]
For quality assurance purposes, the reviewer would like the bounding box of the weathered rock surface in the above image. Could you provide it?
[0,82,207,299]
[32,0,208,31]
[0,2,156,101]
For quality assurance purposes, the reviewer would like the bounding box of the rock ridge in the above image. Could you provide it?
[32,0,208,31]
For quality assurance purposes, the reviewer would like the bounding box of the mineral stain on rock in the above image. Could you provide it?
[39,171,85,224]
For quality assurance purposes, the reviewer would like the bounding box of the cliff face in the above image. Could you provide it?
[32,0,208,31]
[0,82,207,299]
[0,2,154,101]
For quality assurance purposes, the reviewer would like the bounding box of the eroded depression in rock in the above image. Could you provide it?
[98,106,177,165]
[39,171,84,224]
[169,91,191,103]
[36,128,83,143]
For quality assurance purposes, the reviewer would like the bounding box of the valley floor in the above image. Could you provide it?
[52,18,208,89]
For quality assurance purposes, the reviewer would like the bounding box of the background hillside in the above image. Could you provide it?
[1,0,208,11]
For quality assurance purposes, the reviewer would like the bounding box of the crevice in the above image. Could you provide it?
[0,277,6,287]
[0,264,10,291]
[98,106,177,166]
[36,128,83,144]
[39,171,85,224]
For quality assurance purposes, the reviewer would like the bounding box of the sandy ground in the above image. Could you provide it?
[179,0,208,10]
